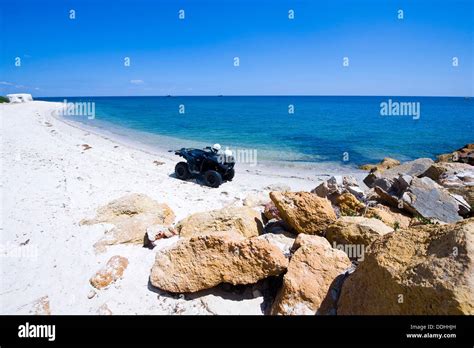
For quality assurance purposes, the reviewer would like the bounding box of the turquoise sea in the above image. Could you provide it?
[41,96,473,167]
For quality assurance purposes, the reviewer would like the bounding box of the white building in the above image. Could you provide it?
[6,93,33,103]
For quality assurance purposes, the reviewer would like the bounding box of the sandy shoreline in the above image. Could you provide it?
[1,101,366,314]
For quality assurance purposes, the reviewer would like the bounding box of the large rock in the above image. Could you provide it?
[375,176,464,223]
[359,157,400,172]
[90,256,129,289]
[422,162,473,182]
[364,158,434,188]
[437,144,474,165]
[81,194,175,251]
[338,219,474,314]
[271,235,351,315]
[270,191,336,235]
[82,193,175,225]
[150,232,288,293]
[422,162,474,208]
[175,206,263,238]
[325,216,393,247]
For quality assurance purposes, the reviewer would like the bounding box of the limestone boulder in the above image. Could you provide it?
[325,216,393,248]
[82,193,175,225]
[338,219,474,314]
[175,206,263,238]
[150,232,288,293]
[271,235,351,315]
[270,191,336,235]
[81,194,175,251]
[359,157,400,172]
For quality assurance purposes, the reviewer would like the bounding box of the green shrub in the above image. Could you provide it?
[0,96,9,103]
[414,215,434,225]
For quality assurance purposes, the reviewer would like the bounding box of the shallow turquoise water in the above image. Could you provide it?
[41,96,473,166]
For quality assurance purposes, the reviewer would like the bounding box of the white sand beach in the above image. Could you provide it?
[0,101,366,315]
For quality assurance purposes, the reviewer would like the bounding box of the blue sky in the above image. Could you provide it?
[0,0,472,97]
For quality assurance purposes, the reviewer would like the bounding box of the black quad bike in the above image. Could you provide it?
[174,147,235,188]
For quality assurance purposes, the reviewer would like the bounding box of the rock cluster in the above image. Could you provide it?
[363,158,434,188]
[81,145,474,315]
[437,143,474,165]
[312,175,365,202]
[421,162,474,210]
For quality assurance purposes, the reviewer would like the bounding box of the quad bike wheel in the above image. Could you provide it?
[175,162,191,180]
[204,170,223,188]
[223,168,235,181]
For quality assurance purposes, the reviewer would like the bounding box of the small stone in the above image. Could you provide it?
[90,256,129,289]
[87,290,96,299]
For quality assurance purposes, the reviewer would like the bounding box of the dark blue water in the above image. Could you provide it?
[41,96,473,166]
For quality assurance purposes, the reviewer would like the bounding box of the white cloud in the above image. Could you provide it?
[0,81,13,85]
[130,79,144,85]
[15,85,26,88]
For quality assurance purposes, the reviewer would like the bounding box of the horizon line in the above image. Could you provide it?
[35,94,474,99]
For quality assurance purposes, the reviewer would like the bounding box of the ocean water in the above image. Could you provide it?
[41,96,473,167]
